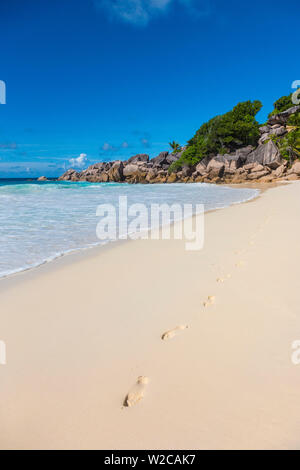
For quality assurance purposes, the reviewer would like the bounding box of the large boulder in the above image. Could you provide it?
[213,154,230,165]
[167,173,178,183]
[123,163,140,178]
[289,161,300,176]
[58,169,80,181]
[88,162,107,171]
[246,140,282,169]
[151,151,169,167]
[86,172,109,183]
[247,169,270,180]
[251,164,265,173]
[216,146,254,169]
[168,147,187,163]
[154,170,168,184]
[268,105,300,125]
[127,154,149,164]
[270,126,287,137]
[108,160,124,182]
[195,162,208,176]
[79,162,113,182]
[229,158,243,170]
[273,163,287,178]
[146,168,158,183]
[80,162,111,180]
[235,146,254,158]
[243,163,256,171]
[150,149,184,169]
[206,159,225,178]
[259,125,271,134]
[123,163,148,183]
[227,154,244,169]
[86,162,108,173]
[166,152,181,165]
[181,165,193,177]
[258,134,270,145]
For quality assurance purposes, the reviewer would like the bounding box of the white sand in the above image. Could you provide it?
[1,182,300,450]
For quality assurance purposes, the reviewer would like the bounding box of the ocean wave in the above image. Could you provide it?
[0,181,259,279]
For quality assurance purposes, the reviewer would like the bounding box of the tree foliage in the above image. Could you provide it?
[271,127,300,161]
[170,100,262,171]
[268,93,294,117]
[169,141,181,153]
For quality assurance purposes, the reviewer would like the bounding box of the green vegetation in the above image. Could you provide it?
[169,100,262,171]
[273,129,300,160]
[287,112,300,127]
[168,141,181,153]
[267,93,300,160]
[167,91,300,173]
[268,93,294,117]
[268,98,300,160]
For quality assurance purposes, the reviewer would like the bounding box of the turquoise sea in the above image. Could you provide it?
[0,179,259,278]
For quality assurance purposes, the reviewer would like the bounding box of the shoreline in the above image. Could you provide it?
[1,181,300,449]
[0,182,262,283]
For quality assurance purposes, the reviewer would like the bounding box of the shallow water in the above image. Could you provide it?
[0,179,259,278]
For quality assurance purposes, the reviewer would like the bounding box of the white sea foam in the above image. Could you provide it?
[0,181,259,278]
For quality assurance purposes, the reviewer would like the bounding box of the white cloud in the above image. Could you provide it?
[69,153,88,168]
[94,0,208,25]
[141,138,151,148]
[102,142,113,151]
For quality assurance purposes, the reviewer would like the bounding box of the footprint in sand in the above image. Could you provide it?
[235,261,245,268]
[217,274,231,283]
[203,295,215,307]
[161,325,188,341]
[234,250,245,256]
[123,376,149,408]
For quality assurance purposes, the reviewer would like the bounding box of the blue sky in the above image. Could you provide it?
[0,0,299,177]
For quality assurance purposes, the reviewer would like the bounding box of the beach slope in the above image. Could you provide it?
[1,182,300,450]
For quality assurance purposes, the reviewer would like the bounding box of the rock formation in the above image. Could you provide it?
[59,106,300,185]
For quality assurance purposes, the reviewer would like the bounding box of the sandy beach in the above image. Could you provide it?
[1,181,300,450]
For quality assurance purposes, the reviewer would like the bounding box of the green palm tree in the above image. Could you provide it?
[169,141,181,153]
